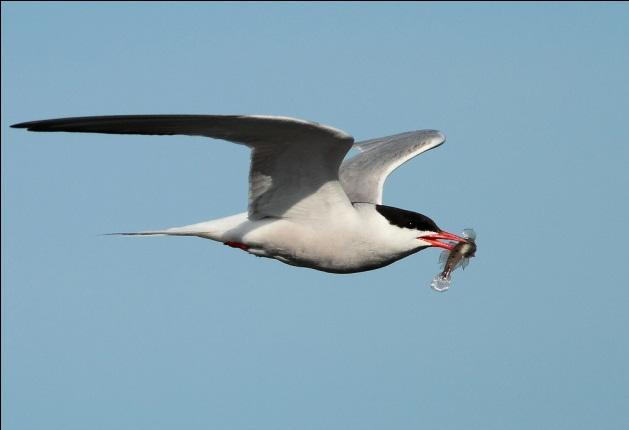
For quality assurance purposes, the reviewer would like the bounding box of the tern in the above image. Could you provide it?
[12,115,467,273]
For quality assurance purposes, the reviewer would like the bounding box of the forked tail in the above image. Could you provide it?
[105,227,198,237]
[105,212,249,241]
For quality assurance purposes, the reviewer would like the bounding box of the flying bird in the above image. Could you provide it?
[11,115,467,273]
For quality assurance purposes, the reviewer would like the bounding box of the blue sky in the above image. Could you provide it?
[2,2,628,429]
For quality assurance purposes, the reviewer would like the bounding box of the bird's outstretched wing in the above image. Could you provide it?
[339,130,445,204]
[12,115,355,220]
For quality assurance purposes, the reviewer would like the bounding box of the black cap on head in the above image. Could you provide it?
[376,205,440,232]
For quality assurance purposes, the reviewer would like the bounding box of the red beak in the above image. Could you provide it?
[420,231,467,251]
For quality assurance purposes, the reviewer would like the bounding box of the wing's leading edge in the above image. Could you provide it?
[339,130,445,204]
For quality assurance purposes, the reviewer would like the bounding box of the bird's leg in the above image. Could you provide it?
[224,241,250,251]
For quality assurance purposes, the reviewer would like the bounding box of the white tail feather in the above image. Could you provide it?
[105,212,249,241]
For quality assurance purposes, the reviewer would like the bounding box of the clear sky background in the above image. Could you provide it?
[2,2,628,429]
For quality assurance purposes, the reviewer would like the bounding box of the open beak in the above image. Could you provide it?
[420,231,467,251]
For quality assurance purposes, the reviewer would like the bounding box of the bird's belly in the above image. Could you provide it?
[243,221,407,273]
[281,247,406,274]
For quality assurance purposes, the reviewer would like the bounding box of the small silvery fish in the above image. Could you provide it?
[430,229,477,292]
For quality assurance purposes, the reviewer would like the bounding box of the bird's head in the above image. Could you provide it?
[375,205,467,251]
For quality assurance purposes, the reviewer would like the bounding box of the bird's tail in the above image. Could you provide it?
[105,231,178,237]
[105,227,205,237]
[104,213,248,241]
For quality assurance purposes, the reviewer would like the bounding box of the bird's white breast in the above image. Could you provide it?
[235,204,423,273]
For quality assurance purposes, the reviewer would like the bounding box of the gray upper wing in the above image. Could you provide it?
[12,115,355,219]
[339,130,445,204]
[11,114,350,145]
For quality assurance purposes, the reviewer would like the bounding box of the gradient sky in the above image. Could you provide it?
[2,2,629,430]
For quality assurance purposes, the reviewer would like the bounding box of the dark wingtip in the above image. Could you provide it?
[10,120,59,132]
[10,121,47,131]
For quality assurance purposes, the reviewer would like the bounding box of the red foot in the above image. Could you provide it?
[224,241,250,251]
